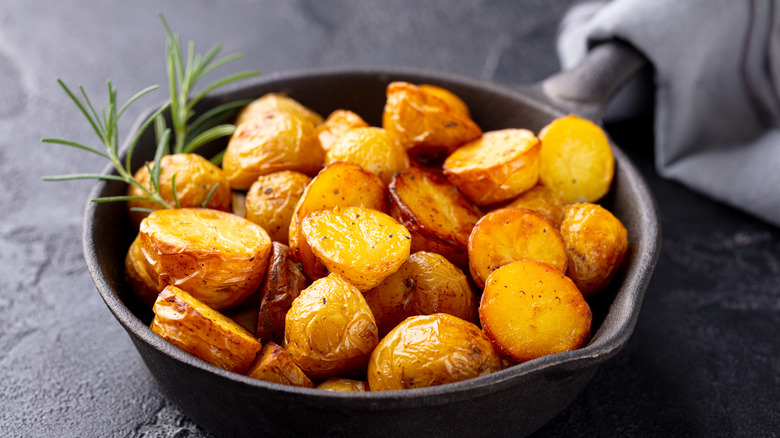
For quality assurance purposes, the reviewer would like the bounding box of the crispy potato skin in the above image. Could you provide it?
[443,129,540,206]
[468,208,568,289]
[284,273,379,379]
[368,313,502,391]
[302,206,412,291]
[139,208,272,310]
[151,285,262,374]
[364,251,478,337]
[479,260,592,362]
[325,127,410,185]
[317,109,369,152]
[235,93,324,128]
[125,234,162,308]
[246,170,312,244]
[504,183,565,227]
[316,378,368,392]
[245,341,314,388]
[127,153,231,228]
[256,242,309,345]
[389,167,482,267]
[560,203,628,296]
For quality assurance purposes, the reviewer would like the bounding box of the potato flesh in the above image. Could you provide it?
[367,313,502,391]
[325,127,410,185]
[246,341,314,388]
[479,260,592,362]
[316,378,368,392]
[235,93,324,128]
[256,242,309,345]
[504,183,565,227]
[468,208,567,289]
[417,84,471,117]
[317,109,369,152]
[246,170,312,244]
[151,285,262,374]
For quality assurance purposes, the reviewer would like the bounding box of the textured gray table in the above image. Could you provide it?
[1,1,777,437]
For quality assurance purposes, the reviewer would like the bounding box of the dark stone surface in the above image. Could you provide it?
[0,0,776,437]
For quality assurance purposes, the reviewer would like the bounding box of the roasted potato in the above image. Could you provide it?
[231,191,247,218]
[367,313,502,391]
[539,115,614,204]
[222,110,325,190]
[389,167,482,267]
[560,203,628,296]
[316,378,368,392]
[364,251,478,337]
[235,92,324,128]
[504,183,565,227]
[468,208,567,289]
[317,109,369,152]
[284,273,379,379]
[325,127,410,185]
[301,206,411,291]
[138,208,272,310]
[443,129,540,206]
[417,84,471,117]
[479,260,592,362]
[125,234,161,307]
[127,153,231,228]
[256,242,309,345]
[151,285,262,374]
[246,341,314,388]
[288,162,387,280]
[383,82,482,161]
[245,170,312,244]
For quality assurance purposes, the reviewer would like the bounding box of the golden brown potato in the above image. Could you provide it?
[236,92,324,128]
[367,313,502,391]
[479,260,592,362]
[468,208,568,289]
[539,115,614,204]
[222,110,325,190]
[417,84,471,117]
[139,208,272,310]
[301,206,411,291]
[288,162,387,280]
[284,273,379,380]
[317,109,370,152]
[256,242,309,345]
[443,129,540,206]
[316,378,368,392]
[325,127,410,185]
[125,234,161,307]
[364,251,478,337]
[504,183,565,227]
[245,341,314,388]
[127,153,231,228]
[560,203,628,296]
[151,285,262,374]
[389,167,482,267]
[383,82,482,161]
[245,170,312,244]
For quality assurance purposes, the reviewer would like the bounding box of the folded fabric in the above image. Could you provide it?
[557,0,780,227]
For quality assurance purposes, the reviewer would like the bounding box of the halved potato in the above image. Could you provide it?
[560,203,628,296]
[256,242,309,345]
[301,206,411,291]
[316,378,368,392]
[468,208,567,289]
[504,183,565,227]
[367,313,502,391]
[317,109,369,152]
[139,208,272,310]
[539,115,614,203]
[325,127,410,185]
[443,129,540,205]
[389,167,482,267]
[151,285,262,374]
[364,251,478,337]
[284,273,379,379]
[125,234,161,308]
[245,341,314,388]
[418,84,471,117]
[236,92,324,128]
[479,260,592,362]
[245,170,312,244]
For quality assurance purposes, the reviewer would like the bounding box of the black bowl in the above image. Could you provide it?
[83,66,660,437]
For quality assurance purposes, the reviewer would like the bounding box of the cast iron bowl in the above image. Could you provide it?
[83,42,660,437]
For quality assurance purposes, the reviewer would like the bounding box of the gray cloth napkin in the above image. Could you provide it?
[557,0,780,226]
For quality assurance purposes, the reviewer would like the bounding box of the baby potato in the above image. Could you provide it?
[317,109,369,152]
[301,206,411,291]
[560,203,628,296]
[316,378,368,392]
[389,167,482,267]
[245,170,312,244]
[325,127,410,185]
[151,285,262,374]
[256,242,309,345]
[383,81,482,161]
[479,260,592,362]
[139,208,272,310]
[443,129,540,206]
[468,208,567,289]
[246,341,314,388]
[236,92,324,128]
[127,153,231,228]
[284,273,379,380]
[504,183,565,227]
[222,110,325,190]
[368,313,502,391]
[125,234,161,308]
[288,162,387,280]
[364,251,478,337]
[539,115,614,204]
[417,84,471,117]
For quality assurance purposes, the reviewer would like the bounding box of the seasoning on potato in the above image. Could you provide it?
[256,242,309,345]
[245,170,312,244]
[316,378,368,392]
[325,126,410,185]
[317,109,370,152]
[235,92,324,128]
[479,260,592,363]
[246,341,314,388]
[504,183,565,227]
[367,313,503,391]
